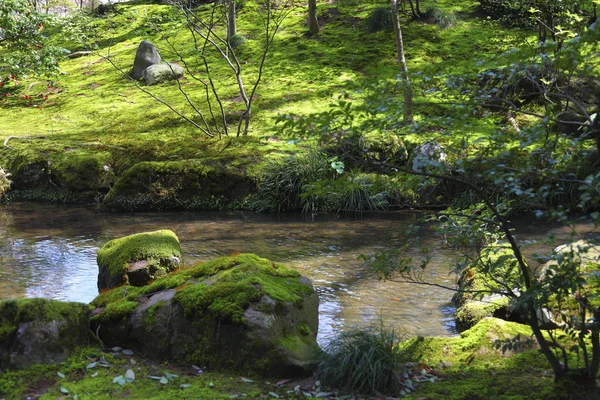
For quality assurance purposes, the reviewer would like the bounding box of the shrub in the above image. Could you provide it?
[229,34,247,49]
[316,322,410,395]
[423,7,457,29]
[253,151,333,212]
[366,6,393,33]
[303,172,390,213]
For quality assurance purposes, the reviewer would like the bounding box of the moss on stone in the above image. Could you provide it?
[102,159,256,211]
[91,253,313,325]
[0,299,91,370]
[400,318,537,368]
[455,296,511,332]
[96,229,182,289]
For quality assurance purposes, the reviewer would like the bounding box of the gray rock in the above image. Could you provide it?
[130,40,161,80]
[143,62,184,86]
[0,299,91,370]
[91,254,321,377]
[411,141,447,172]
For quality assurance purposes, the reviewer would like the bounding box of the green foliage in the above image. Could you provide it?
[253,151,334,212]
[316,322,410,396]
[366,6,392,33]
[0,0,69,79]
[423,7,458,30]
[228,33,247,48]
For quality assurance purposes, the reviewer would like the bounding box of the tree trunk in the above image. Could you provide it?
[391,0,413,124]
[226,0,237,42]
[308,0,319,36]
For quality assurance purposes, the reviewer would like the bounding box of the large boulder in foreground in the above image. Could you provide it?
[90,253,321,376]
[102,160,256,211]
[143,62,184,85]
[0,299,90,370]
[97,230,183,291]
[130,40,161,80]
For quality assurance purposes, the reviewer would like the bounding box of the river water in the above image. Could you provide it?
[0,203,595,345]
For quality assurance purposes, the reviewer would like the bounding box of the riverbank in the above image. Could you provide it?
[1,318,599,399]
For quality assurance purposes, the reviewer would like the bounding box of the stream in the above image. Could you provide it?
[0,203,594,346]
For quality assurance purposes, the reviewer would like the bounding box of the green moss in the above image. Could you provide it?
[400,318,536,368]
[455,296,511,332]
[91,253,313,325]
[175,254,313,322]
[97,229,182,286]
[0,298,89,341]
[102,160,256,211]
[97,300,139,323]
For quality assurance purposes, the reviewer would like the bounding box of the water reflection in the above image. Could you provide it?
[1,203,593,345]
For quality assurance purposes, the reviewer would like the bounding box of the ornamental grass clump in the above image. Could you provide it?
[316,322,410,396]
[366,6,393,33]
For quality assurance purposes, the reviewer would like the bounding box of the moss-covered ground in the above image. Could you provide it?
[2,319,599,399]
[0,0,560,205]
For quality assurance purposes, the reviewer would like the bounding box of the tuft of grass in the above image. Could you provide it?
[252,151,333,212]
[316,322,409,396]
[229,34,247,49]
[423,7,458,30]
[366,6,393,33]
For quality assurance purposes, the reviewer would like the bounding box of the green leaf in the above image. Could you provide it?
[86,362,97,369]
[160,376,169,385]
[60,387,69,394]
[57,371,66,379]
[180,384,192,389]
[241,377,254,383]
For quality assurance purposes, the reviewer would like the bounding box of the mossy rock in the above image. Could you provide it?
[97,229,183,290]
[0,298,91,370]
[5,150,115,202]
[452,244,524,332]
[102,159,256,211]
[51,151,115,196]
[90,253,320,376]
[8,153,51,190]
[0,166,11,198]
[540,240,600,320]
[399,317,539,369]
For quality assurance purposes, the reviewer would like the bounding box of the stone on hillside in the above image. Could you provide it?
[143,62,184,86]
[90,253,321,376]
[97,230,183,290]
[102,159,256,211]
[0,299,90,370]
[411,141,447,172]
[130,40,161,80]
[0,166,11,198]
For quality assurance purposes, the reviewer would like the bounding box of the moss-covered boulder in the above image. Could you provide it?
[102,160,256,211]
[90,253,321,376]
[540,240,600,322]
[0,299,91,370]
[453,244,525,332]
[399,317,541,370]
[5,150,115,202]
[97,230,183,290]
